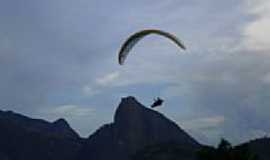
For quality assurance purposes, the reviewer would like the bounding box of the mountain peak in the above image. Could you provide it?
[119,96,143,107]
[114,96,200,148]
[52,118,80,139]
[53,118,69,127]
[121,96,138,101]
[80,96,200,160]
[114,96,147,124]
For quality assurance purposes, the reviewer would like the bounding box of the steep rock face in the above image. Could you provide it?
[114,96,200,154]
[78,96,200,160]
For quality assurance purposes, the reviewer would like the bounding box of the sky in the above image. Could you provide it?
[0,0,270,145]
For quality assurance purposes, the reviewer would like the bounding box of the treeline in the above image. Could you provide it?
[197,138,259,160]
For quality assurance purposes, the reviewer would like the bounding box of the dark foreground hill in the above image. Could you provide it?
[0,96,269,160]
[235,137,270,160]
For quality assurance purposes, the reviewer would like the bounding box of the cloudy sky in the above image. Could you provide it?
[0,0,270,145]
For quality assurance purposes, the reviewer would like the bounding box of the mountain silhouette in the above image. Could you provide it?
[0,110,79,139]
[0,97,269,160]
[78,96,200,160]
[0,110,82,160]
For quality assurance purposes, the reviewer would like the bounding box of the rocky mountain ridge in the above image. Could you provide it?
[0,96,268,160]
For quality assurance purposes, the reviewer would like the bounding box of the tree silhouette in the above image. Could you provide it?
[217,138,232,160]
[197,138,259,160]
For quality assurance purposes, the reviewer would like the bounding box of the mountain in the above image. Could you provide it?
[78,96,201,160]
[0,96,269,160]
[0,110,82,160]
[0,110,79,139]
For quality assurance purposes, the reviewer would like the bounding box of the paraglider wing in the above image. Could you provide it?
[118,29,186,65]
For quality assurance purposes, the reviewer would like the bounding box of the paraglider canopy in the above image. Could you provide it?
[151,97,164,108]
[118,29,186,65]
